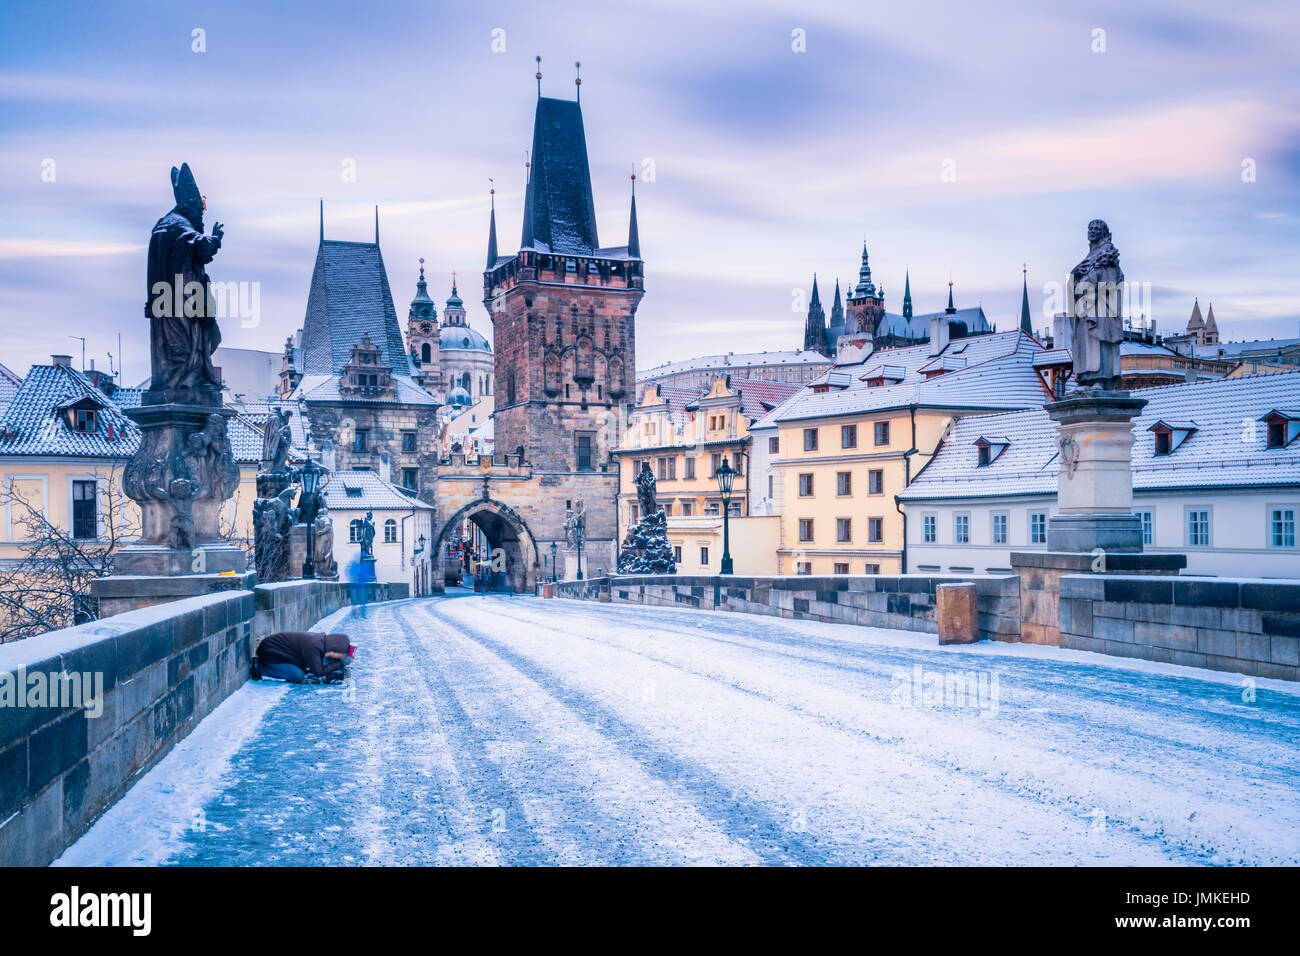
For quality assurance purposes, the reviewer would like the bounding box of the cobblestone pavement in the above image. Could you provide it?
[59,594,1300,866]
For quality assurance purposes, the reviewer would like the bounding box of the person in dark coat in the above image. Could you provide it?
[253,631,354,683]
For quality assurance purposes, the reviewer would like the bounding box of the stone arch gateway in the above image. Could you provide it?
[434,498,540,593]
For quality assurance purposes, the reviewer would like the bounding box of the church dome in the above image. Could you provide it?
[447,385,473,407]
[439,324,491,353]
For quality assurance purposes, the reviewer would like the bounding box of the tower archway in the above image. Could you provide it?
[433,498,539,594]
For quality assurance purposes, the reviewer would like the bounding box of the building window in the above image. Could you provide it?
[923,513,937,543]
[1030,511,1048,544]
[402,468,418,490]
[681,501,693,517]
[1154,430,1171,456]
[836,518,852,542]
[841,424,857,448]
[1137,510,1154,546]
[1186,508,1211,547]
[803,428,818,451]
[384,518,397,543]
[837,472,852,496]
[798,473,814,497]
[630,504,640,524]
[349,519,363,543]
[991,512,1008,545]
[700,546,709,565]
[868,517,884,542]
[576,435,593,471]
[767,476,773,499]
[72,408,98,433]
[865,563,880,575]
[72,480,96,539]
[868,469,884,495]
[768,436,779,454]
[354,429,368,453]
[401,431,416,453]
[1270,507,1296,548]
[1267,419,1287,448]
[684,458,696,480]
[673,546,682,563]
[874,421,890,446]
[797,562,813,575]
[732,451,743,475]
[662,502,673,517]
[833,562,849,575]
[657,456,676,481]
[799,519,814,542]
[954,513,970,545]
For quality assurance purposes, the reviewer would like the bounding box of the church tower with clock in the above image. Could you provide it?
[406,258,443,397]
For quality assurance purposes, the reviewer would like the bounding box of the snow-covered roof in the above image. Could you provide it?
[638,349,832,381]
[900,369,1300,501]
[775,332,1049,423]
[323,470,433,512]
[0,363,139,459]
[289,372,439,407]
[0,362,24,418]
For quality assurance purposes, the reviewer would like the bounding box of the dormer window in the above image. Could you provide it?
[974,436,1010,466]
[1259,410,1300,449]
[73,408,98,433]
[1148,420,1198,456]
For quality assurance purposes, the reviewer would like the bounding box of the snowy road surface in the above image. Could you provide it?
[58,594,1300,866]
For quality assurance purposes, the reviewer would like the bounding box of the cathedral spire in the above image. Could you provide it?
[804,273,827,354]
[486,182,498,268]
[902,270,913,320]
[627,172,641,259]
[1019,265,1033,335]
[854,241,875,297]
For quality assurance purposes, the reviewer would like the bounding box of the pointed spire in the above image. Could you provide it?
[520,152,534,249]
[810,273,821,307]
[319,198,324,243]
[1205,302,1218,330]
[854,241,875,297]
[486,180,498,268]
[1187,297,1204,330]
[374,205,379,245]
[804,272,827,354]
[1019,264,1033,335]
[535,55,542,97]
[627,171,641,259]
[946,280,957,315]
[902,270,913,320]
[574,60,582,103]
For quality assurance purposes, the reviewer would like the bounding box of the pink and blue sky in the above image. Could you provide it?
[1,0,1298,384]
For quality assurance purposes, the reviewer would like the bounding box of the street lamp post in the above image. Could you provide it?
[575,516,586,580]
[550,541,558,583]
[715,458,735,575]
[296,457,322,580]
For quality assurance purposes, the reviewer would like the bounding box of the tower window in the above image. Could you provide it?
[421,343,431,364]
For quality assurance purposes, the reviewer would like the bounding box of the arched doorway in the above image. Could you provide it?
[434,499,539,594]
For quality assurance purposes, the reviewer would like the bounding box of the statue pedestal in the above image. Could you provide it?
[1045,389,1148,553]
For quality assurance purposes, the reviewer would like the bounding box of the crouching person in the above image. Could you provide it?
[252,631,355,684]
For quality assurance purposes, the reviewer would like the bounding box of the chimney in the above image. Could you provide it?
[1052,313,1070,353]
[929,316,950,356]
[51,354,72,367]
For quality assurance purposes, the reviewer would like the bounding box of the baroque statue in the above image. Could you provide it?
[146,162,225,405]
[564,499,586,550]
[359,510,376,559]
[618,463,677,575]
[313,507,338,579]
[1067,218,1124,391]
[260,408,293,475]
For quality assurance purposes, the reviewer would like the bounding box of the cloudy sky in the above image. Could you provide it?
[1,0,1298,385]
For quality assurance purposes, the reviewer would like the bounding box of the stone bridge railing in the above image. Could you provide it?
[551,573,1022,642]
[0,579,407,866]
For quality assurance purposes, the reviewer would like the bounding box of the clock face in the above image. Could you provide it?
[420,322,433,334]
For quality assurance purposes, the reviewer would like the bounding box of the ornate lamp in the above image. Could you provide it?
[715,458,735,574]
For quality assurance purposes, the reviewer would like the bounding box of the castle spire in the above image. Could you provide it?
[627,172,641,259]
[902,270,913,320]
[1019,264,1033,335]
[804,273,827,354]
[945,280,957,315]
[854,241,875,297]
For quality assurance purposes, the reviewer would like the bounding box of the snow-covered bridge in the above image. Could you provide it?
[59,593,1300,866]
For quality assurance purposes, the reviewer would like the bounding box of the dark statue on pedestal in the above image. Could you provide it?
[359,510,376,559]
[110,164,245,579]
[313,507,338,580]
[146,162,225,407]
[1067,218,1124,391]
[253,488,297,582]
[618,463,677,575]
[260,408,293,476]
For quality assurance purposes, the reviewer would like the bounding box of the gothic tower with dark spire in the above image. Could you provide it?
[845,242,886,335]
[803,275,827,353]
[484,85,644,472]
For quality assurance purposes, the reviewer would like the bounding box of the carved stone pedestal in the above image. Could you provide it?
[92,402,247,616]
[1045,389,1149,553]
